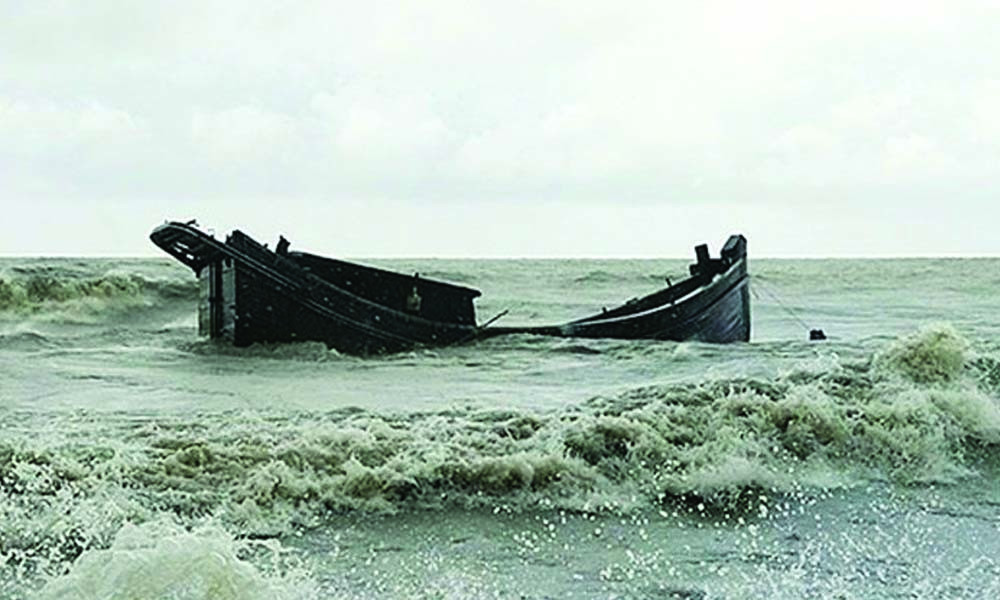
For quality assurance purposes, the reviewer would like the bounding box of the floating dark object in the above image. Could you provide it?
[809,329,827,341]
[150,221,750,355]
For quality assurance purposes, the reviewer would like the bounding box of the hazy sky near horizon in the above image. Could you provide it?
[2,1,999,257]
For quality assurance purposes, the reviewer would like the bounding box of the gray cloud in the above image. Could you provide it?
[2,1,999,255]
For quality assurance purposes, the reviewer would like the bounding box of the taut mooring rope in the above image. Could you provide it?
[750,275,814,333]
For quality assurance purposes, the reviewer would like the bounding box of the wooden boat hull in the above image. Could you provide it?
[151,221,750,354]
[486,236,749,343]
[151,222,481,354]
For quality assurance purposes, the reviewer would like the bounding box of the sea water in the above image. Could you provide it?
[2,256,1000,598]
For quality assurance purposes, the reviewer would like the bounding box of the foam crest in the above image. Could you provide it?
[0,272,143,310]
[3,327,1000,596]
[180,340,346,362]
[0,267,196,321]
[876,323,968,383]
[4,340,999,549]
[34,520,316,600]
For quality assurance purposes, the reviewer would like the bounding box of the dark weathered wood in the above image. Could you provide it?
[287,251,480,326]
[484,235,749,343]
[150,222,750,355]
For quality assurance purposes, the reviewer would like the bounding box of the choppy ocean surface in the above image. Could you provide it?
[2,255,1000,599]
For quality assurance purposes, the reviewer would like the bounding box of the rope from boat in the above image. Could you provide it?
[750,275,813,332]
[442,308,511,348]
[479,309,510,330]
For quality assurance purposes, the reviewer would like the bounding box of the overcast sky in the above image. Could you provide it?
[2,1,999,257]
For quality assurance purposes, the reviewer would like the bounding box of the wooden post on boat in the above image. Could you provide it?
[691,243,713,277]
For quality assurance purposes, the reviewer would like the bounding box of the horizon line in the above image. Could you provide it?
[3,252,1000,260]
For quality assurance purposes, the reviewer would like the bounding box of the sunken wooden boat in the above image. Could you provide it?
[489,235,751,343]
[150,221,749,355]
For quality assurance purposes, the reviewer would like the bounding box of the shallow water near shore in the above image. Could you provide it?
[2,256,1000,598]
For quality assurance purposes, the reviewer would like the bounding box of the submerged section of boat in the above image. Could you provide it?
[150,221,749,354]
[490,235,750,344]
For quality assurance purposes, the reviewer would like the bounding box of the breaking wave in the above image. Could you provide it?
[3,327,998,575]
[875,322,968,384]
[33,520,316,600]
[0,268,195,321]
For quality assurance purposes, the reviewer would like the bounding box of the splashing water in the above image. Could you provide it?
[3,256,1000,597]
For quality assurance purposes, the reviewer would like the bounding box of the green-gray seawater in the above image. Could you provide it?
[2,257,1000,598]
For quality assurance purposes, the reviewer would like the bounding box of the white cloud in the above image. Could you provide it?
[0,98,142,157]
[310,87,457,167]
[883,134,953,178]
[3,1,1000,254]
[191,105,298,163]
[971,80,1000,142]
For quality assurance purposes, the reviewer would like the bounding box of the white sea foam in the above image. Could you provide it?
[4,257,1000,598]
[34,520,316,600]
